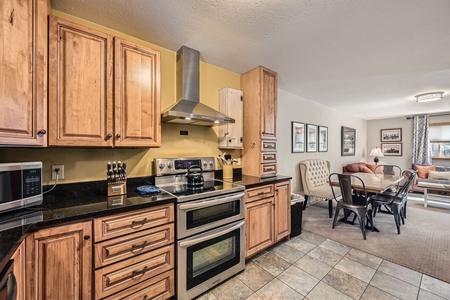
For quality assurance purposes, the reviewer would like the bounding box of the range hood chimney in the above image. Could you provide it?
[161,46,235,126]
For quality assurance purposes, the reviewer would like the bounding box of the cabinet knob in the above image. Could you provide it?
[84,235,91,240]
[37,129,47,136]
[105,134,112,140]
[115,134,121,139]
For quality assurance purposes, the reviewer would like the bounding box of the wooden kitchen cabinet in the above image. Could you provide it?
[11,240,26,300]
[241,66,278,177]
[219,87,243,149]
[245,181,291,258]
[49,16,161,147]
[275,181,291,242]
[0,0,48,146]
[26,221,92,300]
[94,204,175,299]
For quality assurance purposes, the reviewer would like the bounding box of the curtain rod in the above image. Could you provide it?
[406,112,450,120]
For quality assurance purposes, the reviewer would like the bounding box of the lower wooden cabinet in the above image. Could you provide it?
[11,240,26,300]
[245,180,291,258]
[26,221,92,300]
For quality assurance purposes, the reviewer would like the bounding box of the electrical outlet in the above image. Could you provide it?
[236,158,241,166]
[52,165,64,180]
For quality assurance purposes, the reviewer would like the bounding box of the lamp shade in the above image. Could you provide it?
[369,147,384,157]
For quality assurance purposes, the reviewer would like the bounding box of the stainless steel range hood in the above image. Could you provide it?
[161,46,235,126]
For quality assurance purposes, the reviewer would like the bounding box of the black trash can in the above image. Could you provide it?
[290,194,304,237]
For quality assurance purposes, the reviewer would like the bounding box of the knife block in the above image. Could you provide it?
[107,180,127,197]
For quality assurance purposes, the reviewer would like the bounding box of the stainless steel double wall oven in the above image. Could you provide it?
[154,157,245,300]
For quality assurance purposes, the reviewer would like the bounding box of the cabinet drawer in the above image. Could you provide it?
[94,204,174,242]
[261,153,277,163]
[103,270,174,300]
[95,245,174,299]
[260,164,277,177]
[246,185,274,203]
[261,140,277,152]
[94,224,174,268]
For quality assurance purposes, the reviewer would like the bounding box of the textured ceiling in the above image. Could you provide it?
[51,0,450,120]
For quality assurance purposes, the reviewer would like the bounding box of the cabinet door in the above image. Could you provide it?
[114,38,161,147]
[0,0,47,146]
[275,181,291,241]
[28,221,92,300]
[260,68,277,139]
[245,197,274,258]
[49,16,113,146]
[11,240,26,300]
[219,87,243,149]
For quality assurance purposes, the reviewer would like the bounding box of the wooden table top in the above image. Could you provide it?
[331,172,403,194]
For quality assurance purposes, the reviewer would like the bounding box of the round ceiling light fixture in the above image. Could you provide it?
[415,92,444,102]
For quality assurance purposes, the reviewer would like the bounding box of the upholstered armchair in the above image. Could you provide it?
[299,159,341,218]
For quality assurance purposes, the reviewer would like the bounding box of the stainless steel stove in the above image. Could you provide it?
[154,157,245,300]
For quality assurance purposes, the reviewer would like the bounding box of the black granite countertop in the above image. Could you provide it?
[0,177,176,272]
[217,172,292,189]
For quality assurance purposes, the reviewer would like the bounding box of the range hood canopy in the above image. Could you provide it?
[161,46,235,126]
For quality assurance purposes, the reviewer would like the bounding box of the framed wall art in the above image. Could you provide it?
[318,126,328,152]
[292,121,305,153]
[381,143,402,156]
[341,126,355,156]
[381,128,402,142]
[306,124,318,152]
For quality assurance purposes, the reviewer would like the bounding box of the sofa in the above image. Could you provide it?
[342,162,383,174]
[410,164,450,194]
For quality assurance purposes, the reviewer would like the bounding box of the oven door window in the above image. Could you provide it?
[187,200,240,230]
[187,228,240,290]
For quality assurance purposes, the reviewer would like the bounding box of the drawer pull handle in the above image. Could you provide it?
[131,241,148,251]
[131,218,148,228]
[257,192,266,196]
[131,266,148,278]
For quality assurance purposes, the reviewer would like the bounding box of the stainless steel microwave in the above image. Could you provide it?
[0,162,43,214]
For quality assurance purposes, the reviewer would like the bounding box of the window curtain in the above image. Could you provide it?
[412,115,431,165]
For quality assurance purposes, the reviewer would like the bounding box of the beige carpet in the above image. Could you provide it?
[302,198,450,284]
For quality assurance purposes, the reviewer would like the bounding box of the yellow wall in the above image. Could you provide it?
[0,11,241,185]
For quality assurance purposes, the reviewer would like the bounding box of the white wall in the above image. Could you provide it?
[367,115,450,169]
[277,89,367,193]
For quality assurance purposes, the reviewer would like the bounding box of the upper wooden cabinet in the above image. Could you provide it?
[219,87,243,149]
[241,66,278,177]
[114,38,161,147]
[48,16,161,147]
[0,0,48,146]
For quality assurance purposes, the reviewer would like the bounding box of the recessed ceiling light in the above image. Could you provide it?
[415,92,444,102]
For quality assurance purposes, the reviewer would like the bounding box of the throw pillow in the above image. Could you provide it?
[346,163,361,172]
[415,165,436,178]
[428,171,450,180]
[367,164,383,174]
[358,165,373,173]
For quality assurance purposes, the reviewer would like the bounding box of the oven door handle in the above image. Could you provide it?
[178,192,245,211]
[179,220,245,248]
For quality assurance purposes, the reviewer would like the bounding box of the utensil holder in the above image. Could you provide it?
[223,165,233,179]
[108,180,127,197]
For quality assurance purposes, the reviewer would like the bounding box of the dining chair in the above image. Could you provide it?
[370,170,417,234]
[329,173,373,240]
[374,164,402,176]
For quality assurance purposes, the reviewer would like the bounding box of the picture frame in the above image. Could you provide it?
[318,126,328,152]
[341,126,355,156]
[381,128,402,142]
[306,124,318,152]
[381,143,402,156]
[291,122,305,153]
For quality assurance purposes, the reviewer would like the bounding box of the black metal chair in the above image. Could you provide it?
[370,170,417,234]
[329,173,373,240]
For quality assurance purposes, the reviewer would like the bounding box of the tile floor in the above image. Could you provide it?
[195,230,450,300]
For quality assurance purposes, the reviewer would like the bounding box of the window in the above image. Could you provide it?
[430,122,450,159]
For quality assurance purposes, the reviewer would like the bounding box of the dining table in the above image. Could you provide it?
[330,172,403,194]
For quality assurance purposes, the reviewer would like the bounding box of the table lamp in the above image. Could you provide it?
[369,147,384,165]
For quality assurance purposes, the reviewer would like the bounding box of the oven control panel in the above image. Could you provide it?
[154,157,216,176]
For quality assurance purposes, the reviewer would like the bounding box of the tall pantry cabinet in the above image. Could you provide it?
[0,0,48,146]
[241,66,278,177]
